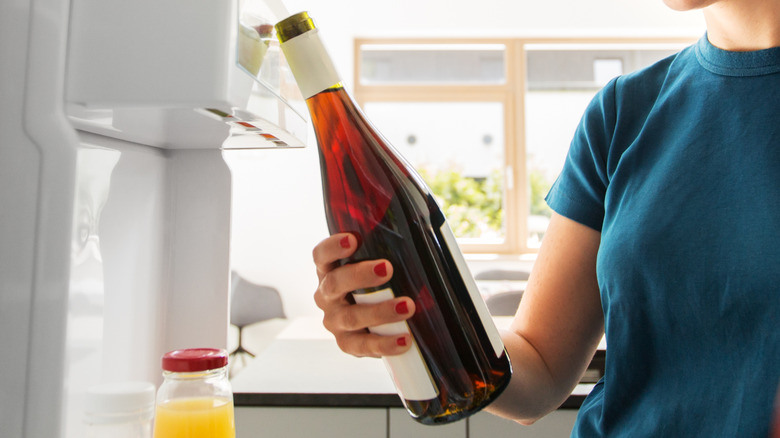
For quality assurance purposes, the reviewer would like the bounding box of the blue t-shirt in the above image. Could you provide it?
[546,35,780,437]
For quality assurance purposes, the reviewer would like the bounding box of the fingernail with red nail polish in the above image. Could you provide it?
[373,262,387,277]
[340,236,350,248]
[395,301,408,314]
[396,336,407,347]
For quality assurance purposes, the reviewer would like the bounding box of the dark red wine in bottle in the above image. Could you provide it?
[276,12,511,425]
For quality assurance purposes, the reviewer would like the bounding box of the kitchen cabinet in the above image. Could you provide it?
[469,409,578,437]
[235,407,386,438]
[388,408,466,438]
[235,406,578,438]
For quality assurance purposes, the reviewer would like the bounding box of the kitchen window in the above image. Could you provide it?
[354,38,692,254]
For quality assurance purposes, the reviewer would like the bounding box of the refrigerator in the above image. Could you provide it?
[0,0,305,436]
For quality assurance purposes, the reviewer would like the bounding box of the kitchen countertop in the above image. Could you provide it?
[231,317,604,410]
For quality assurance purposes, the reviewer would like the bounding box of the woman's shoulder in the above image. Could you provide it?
[613,45,697,103]
[577,47,691,127]
[579,45,698,142]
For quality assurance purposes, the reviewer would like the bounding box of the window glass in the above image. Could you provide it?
[363,101,506,242]
[524,90,595,246]
[360,44,506,85]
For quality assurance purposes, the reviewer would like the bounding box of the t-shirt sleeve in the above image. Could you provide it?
[545,78,617,232]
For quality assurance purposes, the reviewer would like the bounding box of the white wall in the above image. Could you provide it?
[229,0,706,318]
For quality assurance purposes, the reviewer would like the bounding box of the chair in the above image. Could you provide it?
[229,272,286,373]
[485,290,524,317]
[474,269,531,281]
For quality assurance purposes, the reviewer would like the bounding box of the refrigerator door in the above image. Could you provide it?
[0,0,300,437]
[1,0,79,436]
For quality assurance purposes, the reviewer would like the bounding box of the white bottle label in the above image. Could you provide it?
[439,222,506,358]
[352,288,439,401]
[279,28,342,99]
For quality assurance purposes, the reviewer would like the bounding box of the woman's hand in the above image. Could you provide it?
[312,232,416,358]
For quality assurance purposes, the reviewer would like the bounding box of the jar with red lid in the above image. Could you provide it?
[152,348,235,438]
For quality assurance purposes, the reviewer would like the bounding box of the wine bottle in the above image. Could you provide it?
[276,12,512,425]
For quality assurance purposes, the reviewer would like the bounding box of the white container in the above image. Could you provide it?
[83,381,156,438]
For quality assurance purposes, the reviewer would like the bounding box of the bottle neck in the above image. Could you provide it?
[279,27,342,99]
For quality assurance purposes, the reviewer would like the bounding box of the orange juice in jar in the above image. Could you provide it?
[153,349,235,438]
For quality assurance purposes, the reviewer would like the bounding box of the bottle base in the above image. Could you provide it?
[403,369,512,426]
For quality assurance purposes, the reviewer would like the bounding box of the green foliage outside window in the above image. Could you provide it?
[419,167,553,239]
[418,167,503,238]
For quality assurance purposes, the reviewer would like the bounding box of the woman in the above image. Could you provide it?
[311,0,780,435]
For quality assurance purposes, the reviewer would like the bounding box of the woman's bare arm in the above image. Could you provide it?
[487,212,604,423]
